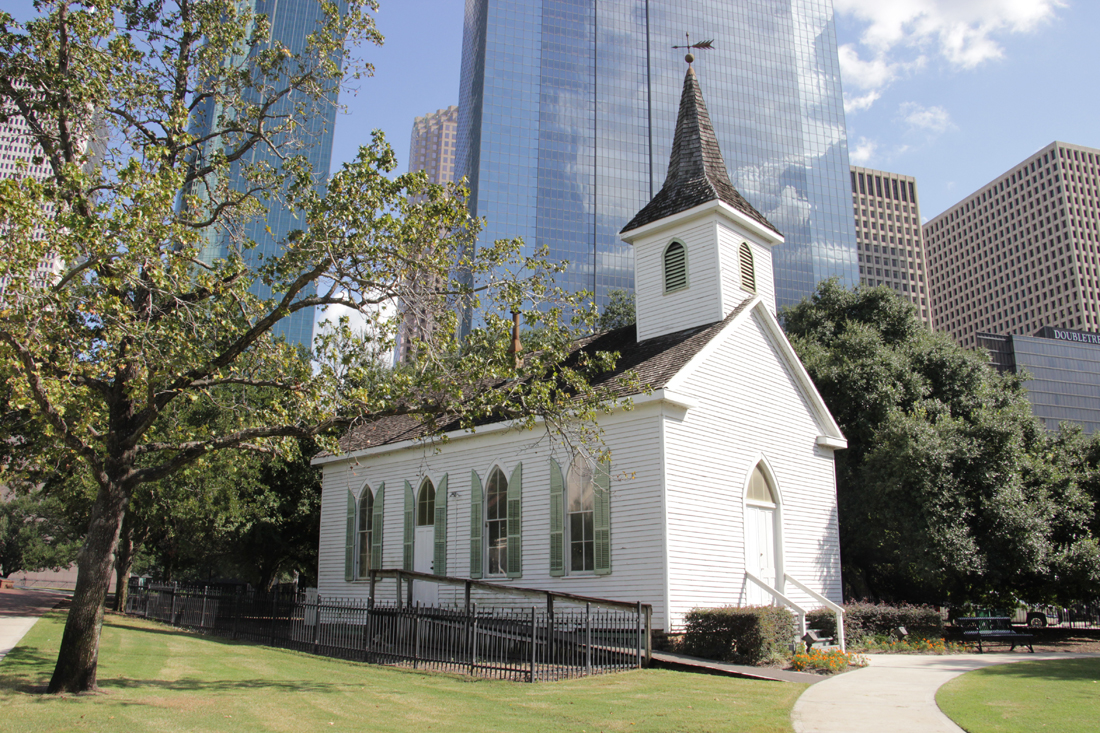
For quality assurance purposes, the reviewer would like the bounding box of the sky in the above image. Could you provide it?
[9,0,1099,221]
[333,0,1100,222]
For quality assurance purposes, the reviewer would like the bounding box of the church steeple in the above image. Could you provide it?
[619,59,784,343]
[621,63,778,236]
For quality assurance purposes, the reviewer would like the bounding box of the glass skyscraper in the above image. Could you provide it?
[191,0,343,348]
[456,0,857,319]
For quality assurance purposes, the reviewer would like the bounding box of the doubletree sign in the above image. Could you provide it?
[1039,326,1100,345]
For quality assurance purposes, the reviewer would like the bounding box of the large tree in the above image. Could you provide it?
[783,280,1100,606]
[0,1,619,693]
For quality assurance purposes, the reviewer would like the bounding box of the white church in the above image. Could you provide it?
[313,61,847,635]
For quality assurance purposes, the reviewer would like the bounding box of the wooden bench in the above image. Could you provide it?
[957,616,1034,653]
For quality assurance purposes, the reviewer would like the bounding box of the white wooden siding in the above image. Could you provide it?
[717,222,776,317]
[318,406,672,630]
[661,308,842,629]
[633,220,723,341]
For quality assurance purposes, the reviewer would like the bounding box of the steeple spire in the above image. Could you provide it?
[621,64,777,236]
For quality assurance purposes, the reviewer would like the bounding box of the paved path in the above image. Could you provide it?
[0,589,68,663]
[792,652,1100,733]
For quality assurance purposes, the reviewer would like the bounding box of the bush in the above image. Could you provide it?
[681,606,795,666]
[806,601,944,644]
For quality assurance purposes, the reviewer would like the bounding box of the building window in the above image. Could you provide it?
[357,488,374,578]
[417,479,435,527]
[486,467,508,576]
[663,240,688,293]
[739,242,756,293]
[566,458,595,572]
[549,457,611,577]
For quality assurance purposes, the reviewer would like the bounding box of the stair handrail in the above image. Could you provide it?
[744,571,807,637]
[784,573,845,651]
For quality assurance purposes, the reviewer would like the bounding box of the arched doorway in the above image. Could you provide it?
[744,464,779,605]
[414,478,437,605]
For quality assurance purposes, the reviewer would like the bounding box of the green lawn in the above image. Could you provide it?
[937,657,1100,733]
[0,612,804,732]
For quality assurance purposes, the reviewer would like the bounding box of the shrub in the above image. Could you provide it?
[681,606,795,666]
[806,601,944,645]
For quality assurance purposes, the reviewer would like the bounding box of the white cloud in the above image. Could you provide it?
[849,137,878,165]
[835,0,1063,110]
[838,44,897,90]
[899,102,953,134]
[845,90,881,114]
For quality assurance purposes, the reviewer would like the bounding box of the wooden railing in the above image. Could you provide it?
[744,571,846,651]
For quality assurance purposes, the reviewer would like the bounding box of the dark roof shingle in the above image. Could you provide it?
[336,299,756,453]
[620,65,778,236]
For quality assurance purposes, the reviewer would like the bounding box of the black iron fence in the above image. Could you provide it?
[125,576,649,682]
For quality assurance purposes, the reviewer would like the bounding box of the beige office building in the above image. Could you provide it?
[924,141,1100,349]
[850,166,933,324]
[0,88,64,303]
[397,106,459,364]
[409,105,458,186]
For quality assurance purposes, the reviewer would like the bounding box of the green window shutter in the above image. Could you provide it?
[469,470,483,579]
[344,489,355,582]
[594,461,612,576]
[371,483,385,570]
[506,463,523,578]
[403,480,415,571]
[549,459,565,576]
[433,474,448,576]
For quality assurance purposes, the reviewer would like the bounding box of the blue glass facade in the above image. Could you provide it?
[192,0,342,348]
[456,0,857,322]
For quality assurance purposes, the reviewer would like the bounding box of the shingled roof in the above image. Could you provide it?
[620,64,778,236]
[335,298,756,454]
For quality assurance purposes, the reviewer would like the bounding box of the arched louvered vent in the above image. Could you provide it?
[739,242,756,293]
[664,241,688,293]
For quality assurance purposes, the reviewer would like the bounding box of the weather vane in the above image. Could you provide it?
[673,34,715,64]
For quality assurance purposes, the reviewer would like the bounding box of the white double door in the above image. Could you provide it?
[744,505,777,606]
[413,525,438,606]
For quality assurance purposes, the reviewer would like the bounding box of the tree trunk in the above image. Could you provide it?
[48,482,128,694]
[112,516,136,613]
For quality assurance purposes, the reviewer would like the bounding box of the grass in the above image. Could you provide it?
[936,657,1100,733]
[0,611,805,732]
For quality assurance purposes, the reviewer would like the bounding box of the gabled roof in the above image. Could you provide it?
[620,64,778,236]
[335,299,755,454]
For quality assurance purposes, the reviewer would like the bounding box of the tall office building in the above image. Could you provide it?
[850,166,933,324]
[396,106,460,364]
[0,84,104,304]
[190,0,344,348]
[455,0,857,329]
[409,106,459,187]
[925,141,1100,349]
[0,102,61,303]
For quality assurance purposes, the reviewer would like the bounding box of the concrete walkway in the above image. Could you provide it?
[0,589,68,663]
[792,652,1100,733]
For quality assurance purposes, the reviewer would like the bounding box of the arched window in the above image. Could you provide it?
[357,488,374,578]
[486,467,509,576]
[746,465,777,505]
[566,458,596,572]
[549,457,611,577]
[663,240,688,293]
[417,479,435,526]
[739,242,756,293]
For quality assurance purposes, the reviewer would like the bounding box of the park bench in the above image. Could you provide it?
[956,616,1034,653]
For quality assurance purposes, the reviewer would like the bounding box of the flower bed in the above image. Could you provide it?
[790,646,868,674]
